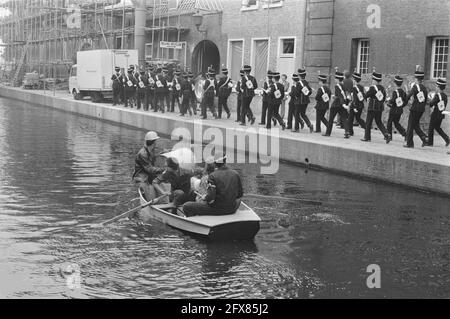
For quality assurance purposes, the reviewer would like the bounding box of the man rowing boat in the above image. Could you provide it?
[183,154,243,217]
[132,131,164,200]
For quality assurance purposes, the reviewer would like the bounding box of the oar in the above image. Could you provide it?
[244,193,322,206]
[96,194,168,227]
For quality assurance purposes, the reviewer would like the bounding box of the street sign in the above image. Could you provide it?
[160,41,184,50]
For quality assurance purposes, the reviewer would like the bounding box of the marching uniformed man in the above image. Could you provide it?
[154,68,167,113]
[266,71,286,130]
[136,68,149,110]
[123,67,137,108]
[289,73,302,132]
[260,70,273,126]
[147,65,157,112]
[386,75,407,140]
[180,72,193,116]
[240,65,257,126]
[236,69,245,123]
[314,74,331,133]
[361,71,391,143]
[162,67,171,112]
[188,71,197,115]
[217,67,232,119]
[347,71,367,136]
[427,78,449,146]
[170,70,182,113]
[324,70,350,138]
[404,69,429,148]
[202,69,218,119]
[297,68,314,133]
[111,66,122,106]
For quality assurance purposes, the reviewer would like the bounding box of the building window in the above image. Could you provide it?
[115,36,122,49]
[241,0,258,10]
[280,38,295,56]
[252,38,269,84]
[145,43,153,60]
[262,0,283,9]
[430,37,448,79]
[356,39,370,74]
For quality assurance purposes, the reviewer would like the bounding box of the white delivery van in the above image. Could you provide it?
[69,49,138,102]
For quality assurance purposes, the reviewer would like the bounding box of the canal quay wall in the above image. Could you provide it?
[1,86,449,196]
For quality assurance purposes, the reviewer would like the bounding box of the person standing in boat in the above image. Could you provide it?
[152,157,196,215]
[182,155,243,217]
[132,131,164,200]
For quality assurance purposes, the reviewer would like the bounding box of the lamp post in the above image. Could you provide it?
[192,12,207,38]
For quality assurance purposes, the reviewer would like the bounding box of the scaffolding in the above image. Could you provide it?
[0,0,223,87]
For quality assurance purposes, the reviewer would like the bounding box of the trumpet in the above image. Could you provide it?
[428,91,436,100]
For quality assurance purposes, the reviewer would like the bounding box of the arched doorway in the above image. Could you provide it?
[192,40,220,76]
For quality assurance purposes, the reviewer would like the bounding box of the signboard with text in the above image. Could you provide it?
[160,41,184,50]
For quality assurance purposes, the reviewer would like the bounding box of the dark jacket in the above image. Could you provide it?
[387,88,407,115]
[290,81,301,105]
[331,83,347,109]
[203,78,217,97]
[269,82,285,105]
[262,80,272,102]
[136,74,149,90]
[123,73,137,91]
[351,84,365,110]
[153,167,193,193]
[111,73,122,89]
[155,74,168,94]
[217,75,232,98]
[132,146,163,183]
[314,85,331,110]
[429,91,448,118]
[172,77,182,97]
[298,79,312,105]
[205,166,243,211]
[364,84,386,112]
[241,74,258,98]
[406,83,428,113]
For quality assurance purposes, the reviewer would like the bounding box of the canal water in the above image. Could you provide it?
[0,97,449,299]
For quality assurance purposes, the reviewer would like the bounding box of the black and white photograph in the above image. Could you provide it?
[0,0,449,305]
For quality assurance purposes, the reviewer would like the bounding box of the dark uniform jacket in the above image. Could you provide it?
[132,146,163,183]
[123,73,137,91]
[111,73,122,89]
[429,91,448,118]
[351,84,365,110]
[406,83,428,113]
[136,74,149,90]
[205,166,243,211]
[203,78,217,98]
[298,79,312,105]
[155,74,168,94]
[364,84,386,112]
[290,81,301,105]
[315,86,331,110]
[269,82,285,105]
[172,77,182,97]
[331,83,347,109]
[180,79,191,100]
[387,88,407,115]
[241,75,258,98]
[262,80,272,103]
[217,75,232,98]
[236,79,243,98]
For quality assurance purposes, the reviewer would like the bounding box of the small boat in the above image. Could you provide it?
[137,189,261,241]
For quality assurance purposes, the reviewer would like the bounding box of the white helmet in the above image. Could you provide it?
[145,131,160,141]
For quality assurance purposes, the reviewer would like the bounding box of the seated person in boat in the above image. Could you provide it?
[190,158,216,202]
[132,131,164,200]
[153,157,196,214]
[183,154,243,217]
